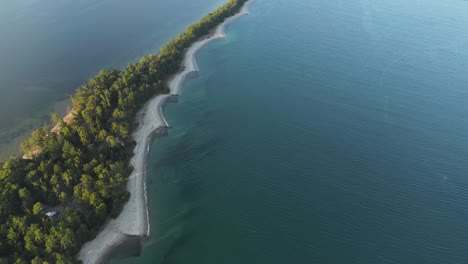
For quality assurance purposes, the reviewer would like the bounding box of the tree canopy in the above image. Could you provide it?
[0,0,248,263]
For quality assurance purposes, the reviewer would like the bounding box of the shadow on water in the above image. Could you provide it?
[113,225,194,264]
[178,174,204,203]
[153,126,169,138]
[161,231,193,264]
[106,235,143,263]
[155,128,224,166]
[121,94,221,263]
[153,127,226,203]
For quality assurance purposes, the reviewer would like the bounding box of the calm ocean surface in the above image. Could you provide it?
[0,0,224,160]
[111,0,468,263]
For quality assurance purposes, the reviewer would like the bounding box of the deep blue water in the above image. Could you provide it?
[112,0,468,263]
[0,0,224,160]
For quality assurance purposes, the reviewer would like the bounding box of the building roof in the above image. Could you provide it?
[45,211,58,217]
[115,137,124,146]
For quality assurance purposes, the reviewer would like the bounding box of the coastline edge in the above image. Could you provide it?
[77,1,253,263]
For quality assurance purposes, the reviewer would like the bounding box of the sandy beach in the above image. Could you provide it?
[77,1,252,263]
[168,1,251,96]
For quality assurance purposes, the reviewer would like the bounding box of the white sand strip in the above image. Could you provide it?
[77,1,252,263]
[77,94,170,264]
[168,1,251,95]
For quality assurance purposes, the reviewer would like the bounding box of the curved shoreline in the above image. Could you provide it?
[77,1,252,263]
[168,1,251,96]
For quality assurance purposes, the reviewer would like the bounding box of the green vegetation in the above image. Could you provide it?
[0,0,247,263]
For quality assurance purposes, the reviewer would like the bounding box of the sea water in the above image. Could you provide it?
[0,0,225,160]
[116,0,468,263]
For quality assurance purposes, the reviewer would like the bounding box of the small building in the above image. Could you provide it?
[115,137,124,146]
[45,211,58,217]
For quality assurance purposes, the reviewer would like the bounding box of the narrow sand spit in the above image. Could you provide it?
[77,95,169,264]
[77,1,252,263]
[168,1,251,95]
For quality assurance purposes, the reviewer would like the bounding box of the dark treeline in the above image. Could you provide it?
[0,0,247,263]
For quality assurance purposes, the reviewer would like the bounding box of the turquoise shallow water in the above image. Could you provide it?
[0,0,224,160]
[116,0,468,263]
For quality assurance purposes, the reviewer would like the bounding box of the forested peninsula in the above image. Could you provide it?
[0,0,247,263]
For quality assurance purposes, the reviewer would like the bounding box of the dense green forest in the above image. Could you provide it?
[0,0,247,263]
